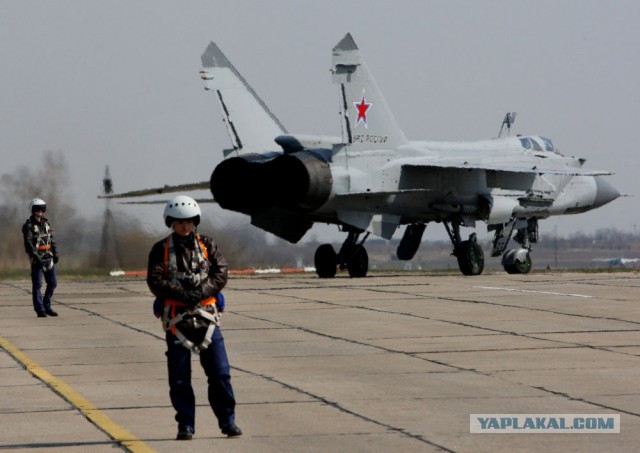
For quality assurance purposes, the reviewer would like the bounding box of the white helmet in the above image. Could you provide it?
[163,195,201,228]
[30,198,47,213]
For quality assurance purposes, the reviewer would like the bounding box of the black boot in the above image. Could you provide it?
[176,426,193,440]
[221,423,242,437]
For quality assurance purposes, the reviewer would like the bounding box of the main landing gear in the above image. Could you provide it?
[491,218,537,274]
[444,221,485,276]
[314,228,370,278]
[314,218,538,278]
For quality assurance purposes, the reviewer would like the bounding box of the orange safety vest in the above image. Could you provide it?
[162,234,217,333]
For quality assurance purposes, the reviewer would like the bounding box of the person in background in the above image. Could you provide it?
[22,198,59,317]
[147,195,242,441]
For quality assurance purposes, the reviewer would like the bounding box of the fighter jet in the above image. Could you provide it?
[592,257,640,268]
[103,33,620,278]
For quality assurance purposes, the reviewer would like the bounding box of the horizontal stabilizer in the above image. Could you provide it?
[250,213,313,244]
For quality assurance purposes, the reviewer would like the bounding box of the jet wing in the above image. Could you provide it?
[334,188,433,198]
[98,181,209,199]
[117,198,215,205]
[399,158,613,176]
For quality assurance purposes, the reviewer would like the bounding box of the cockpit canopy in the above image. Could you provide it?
[518,136,561,155]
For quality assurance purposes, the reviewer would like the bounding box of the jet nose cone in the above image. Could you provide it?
[593,177,620,208]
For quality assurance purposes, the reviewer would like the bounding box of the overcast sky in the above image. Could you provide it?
[2,0,638,242]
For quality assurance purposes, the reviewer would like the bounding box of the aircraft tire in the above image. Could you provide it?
[504,252,532,274]
[315,244,337,278]
[456,239,484,276]
[347,245,368,278]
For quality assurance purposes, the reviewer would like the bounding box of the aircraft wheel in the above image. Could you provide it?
[347,245,368,278]
[504,251,532,274]
[314,244,337,278]
[456,238,484,276]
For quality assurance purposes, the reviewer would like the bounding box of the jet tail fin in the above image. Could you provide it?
[200,42,287,157]
[331,33,407,149]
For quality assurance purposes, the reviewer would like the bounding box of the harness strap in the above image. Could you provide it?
[163,298,217,334]
[164,297,217,307]
[163,234,210,285]
[160,233,218,341]
[167,305,220,353]
[31,221,53,257]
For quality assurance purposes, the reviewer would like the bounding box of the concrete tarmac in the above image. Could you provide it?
[1,271,639,452]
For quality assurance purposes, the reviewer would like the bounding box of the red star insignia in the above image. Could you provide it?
[353,91,372,127]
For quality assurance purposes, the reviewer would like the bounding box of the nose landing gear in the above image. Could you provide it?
[502,249,532,274]
[492,218,537,274]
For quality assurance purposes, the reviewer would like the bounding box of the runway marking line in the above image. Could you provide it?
[476,286,593,298]
[0,337,154,453]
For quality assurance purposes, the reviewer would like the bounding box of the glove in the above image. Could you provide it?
[187,273,201,286]
[181,288,204,307]
[43,259,54,272]
[53,255,59,264]
[152,298,164,318]
[187,288,204,306]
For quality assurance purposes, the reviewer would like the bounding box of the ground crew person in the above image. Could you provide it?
[147,195,242,440]
[22,198,59,317]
